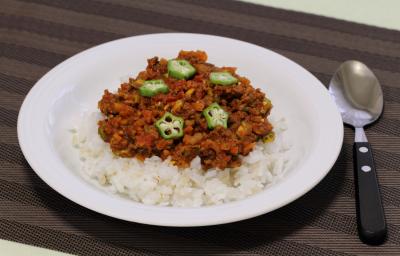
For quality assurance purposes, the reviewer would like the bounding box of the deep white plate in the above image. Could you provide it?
[18,33,343,226]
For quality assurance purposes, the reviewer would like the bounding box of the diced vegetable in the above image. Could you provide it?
[139,79,169,97]
[263,98,271,106]
[236,122,252,137]
[98,126,107,140]
[168,59,196,79]
[172,99,183,113]
[185,88,195,96]
[202,102,229,129]
[262,131,275,143]
[209,72,238,85]
[155,112,184,139]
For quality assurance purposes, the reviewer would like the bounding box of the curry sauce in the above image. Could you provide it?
[98,50,273,170]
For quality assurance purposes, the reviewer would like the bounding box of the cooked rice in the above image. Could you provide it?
[70,112,294,207]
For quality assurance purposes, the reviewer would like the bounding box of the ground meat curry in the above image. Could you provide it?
[98,50,273,170]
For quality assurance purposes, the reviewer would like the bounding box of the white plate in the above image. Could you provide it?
[18,33,343,226]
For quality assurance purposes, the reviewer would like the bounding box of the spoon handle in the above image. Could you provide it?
[354,142,387,244]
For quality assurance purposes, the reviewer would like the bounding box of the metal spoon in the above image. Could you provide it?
[329,60,386,245]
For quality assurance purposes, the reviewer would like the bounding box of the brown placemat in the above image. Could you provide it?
[1,0,400,255]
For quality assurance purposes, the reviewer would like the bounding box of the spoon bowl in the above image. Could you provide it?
[329,60,383,128]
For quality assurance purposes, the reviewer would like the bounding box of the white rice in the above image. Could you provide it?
[70,112,294,207]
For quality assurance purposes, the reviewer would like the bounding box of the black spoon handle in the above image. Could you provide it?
[354,142,387,245]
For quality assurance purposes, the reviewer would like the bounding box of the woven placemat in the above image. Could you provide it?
[1,0,400,255]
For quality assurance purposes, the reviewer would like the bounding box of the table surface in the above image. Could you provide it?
[243,0,400,31]
[1,0,400,255]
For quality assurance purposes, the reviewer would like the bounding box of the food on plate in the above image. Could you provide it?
[97,50,273,170]
[72,50,294,206]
